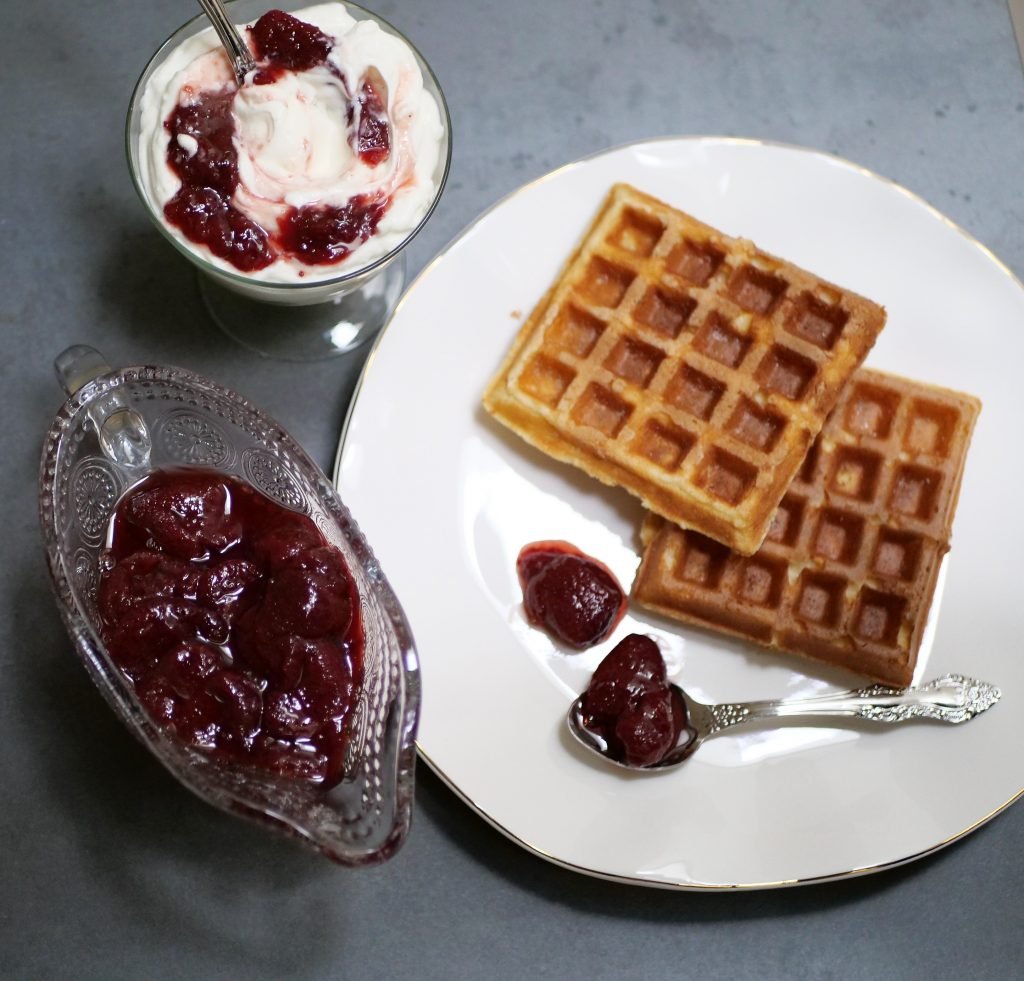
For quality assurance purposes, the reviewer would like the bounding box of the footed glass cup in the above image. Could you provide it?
[125,0,451,361]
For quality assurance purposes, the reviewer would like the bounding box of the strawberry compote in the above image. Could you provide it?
[138,4,445,282]
[97,469,363,788]
[516,541,627,650]
[579,634,693,768]
[162,10,390,271]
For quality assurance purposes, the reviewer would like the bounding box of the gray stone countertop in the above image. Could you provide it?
[3,1,1023,978]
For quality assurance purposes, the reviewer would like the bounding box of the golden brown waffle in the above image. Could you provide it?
[483,183,887,554]
[632,368,981,686]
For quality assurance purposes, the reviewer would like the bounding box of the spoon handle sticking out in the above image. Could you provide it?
[706,674,1001,735]
[197,0,257,83]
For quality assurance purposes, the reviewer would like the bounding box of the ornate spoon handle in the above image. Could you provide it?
[197,0,257,83]
[707,674,1000,734]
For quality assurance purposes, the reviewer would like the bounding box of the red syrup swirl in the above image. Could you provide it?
[579,634,693,768]
[97,469,364,788]
[278,193,390,264]
[355,67,391,166]
[163,93,273,271]
[162,9,393,272]
[516,541,627,650]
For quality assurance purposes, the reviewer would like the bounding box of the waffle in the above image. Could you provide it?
[632,368,981,686]
[483,183,887,554]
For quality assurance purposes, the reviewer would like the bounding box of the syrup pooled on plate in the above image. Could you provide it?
[97,469,364,788]
[579,634,693,767]
[516,541,627,649]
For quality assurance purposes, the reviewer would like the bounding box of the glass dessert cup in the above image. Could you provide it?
[39,345,420,865]
[125,0,452,362]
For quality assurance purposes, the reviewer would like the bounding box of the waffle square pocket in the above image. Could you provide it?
[483,183,887,553]
[632,369,981,686]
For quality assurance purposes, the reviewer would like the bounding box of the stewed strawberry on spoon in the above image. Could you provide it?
[568,634,1001,771]
[511,544,1000,771]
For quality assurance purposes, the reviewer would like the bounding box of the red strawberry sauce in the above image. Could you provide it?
[97,469,364,787]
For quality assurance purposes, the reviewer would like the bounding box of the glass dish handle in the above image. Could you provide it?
[54,345,152,471]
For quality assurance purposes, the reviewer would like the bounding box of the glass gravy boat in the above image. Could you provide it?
[39,345,420,865]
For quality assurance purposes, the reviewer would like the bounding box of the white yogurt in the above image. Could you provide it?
[136,3,444,282]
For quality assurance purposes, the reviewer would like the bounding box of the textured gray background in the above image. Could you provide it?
[3,1,1024,978]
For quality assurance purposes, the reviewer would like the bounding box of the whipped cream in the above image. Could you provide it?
[136,3,444,282]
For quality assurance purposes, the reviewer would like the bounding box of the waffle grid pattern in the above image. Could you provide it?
[633,368,981,686]
[484,183,886,553]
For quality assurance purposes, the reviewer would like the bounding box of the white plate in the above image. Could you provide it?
[335,137,1024,889]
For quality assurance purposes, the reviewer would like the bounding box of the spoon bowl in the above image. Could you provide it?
[568,673,1001,772]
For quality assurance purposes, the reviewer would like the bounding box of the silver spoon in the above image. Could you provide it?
[568,673,1001,771]
[197,0,257,84]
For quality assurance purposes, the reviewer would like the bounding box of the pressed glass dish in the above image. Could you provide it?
[39,346,420,865]
[125,0,452,360]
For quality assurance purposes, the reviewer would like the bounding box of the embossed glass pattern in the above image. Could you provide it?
[39,361,419,865]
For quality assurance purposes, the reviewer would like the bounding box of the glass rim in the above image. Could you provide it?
[124,0,453,292]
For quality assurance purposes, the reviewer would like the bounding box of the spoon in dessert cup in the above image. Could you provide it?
[196,0,256,83]
[567,673,1001,772]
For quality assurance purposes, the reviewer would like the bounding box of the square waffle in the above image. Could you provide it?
[632,368,981,686]
[483,183,887,554]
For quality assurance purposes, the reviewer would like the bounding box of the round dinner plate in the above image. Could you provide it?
[334,137,1024,889]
